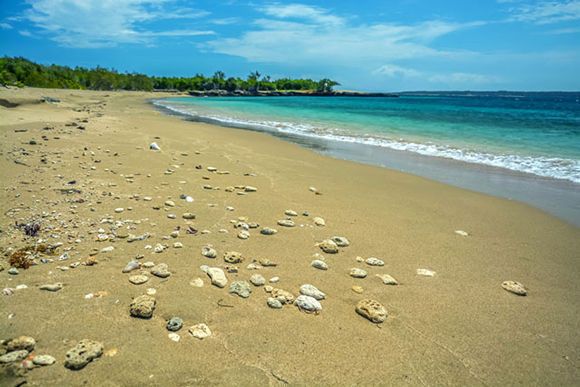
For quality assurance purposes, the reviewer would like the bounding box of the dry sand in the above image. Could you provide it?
[0,87,579,386]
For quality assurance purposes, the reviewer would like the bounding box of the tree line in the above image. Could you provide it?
[0,57,340,93]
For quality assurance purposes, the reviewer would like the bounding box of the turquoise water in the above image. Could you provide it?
[154,93,580,183]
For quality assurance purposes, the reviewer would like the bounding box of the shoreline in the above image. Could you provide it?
[1,88,579,385]
[153,99,580,227]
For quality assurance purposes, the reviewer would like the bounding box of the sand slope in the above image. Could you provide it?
[0,88,578,386]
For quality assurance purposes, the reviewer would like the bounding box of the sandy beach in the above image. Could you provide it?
[1,87,579,386]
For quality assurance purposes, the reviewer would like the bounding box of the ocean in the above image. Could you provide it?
[153,92,580,225]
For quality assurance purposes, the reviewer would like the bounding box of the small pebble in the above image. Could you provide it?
[502,280,527,296]
[295,295,322,313]
[311,259,328,270]
[32,354,56,366]
[168,333,181,342]
[129,275,149,285]
[313,217,325,226]
[318,239,338,254]
[365,257,384,266]
[166,317,183,332]
[267,297,283,309]
[250,274,266,286]
[376,274,399,285]
[189,323,212,339]
[417,268,436,277]
[350,268,368,278]
[299,284,326,300]
[356,299,387,323]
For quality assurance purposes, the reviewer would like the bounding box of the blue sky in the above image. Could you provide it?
[1,0,579,91]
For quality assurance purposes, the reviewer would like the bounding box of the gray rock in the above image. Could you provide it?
[311,259,328,270]
[201,246,217,258]
[0,350,29,363]
[502,281,527,296]
[122,260,140,273]
[260,227,277,235]
[284,210,298,216]
[130,295,156,318]
[229,281,252,298]
[182,213,196,220]
[206,267,228,288]
[129,274,149,285]
[350,268,368,278]
[331,236,350,247]
[8,268,19,275]
[277,219,295,227]
[356,299,387,323]
[250,274,266,286]
[267,297,283,309]
[365,257,384,266]
[150,263,171,278]
[299,284,326,300]
[64,339,103,370]
[6,336,35,352]
[376,274,399,285]
[295,295,322,313]
[39,283,63,292]
[318,239,338,254]
[32,354,56,366]
[313,217,326,226]
[166,317,183,332]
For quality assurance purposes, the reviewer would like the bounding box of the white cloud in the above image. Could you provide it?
[373,64,422,78]
[19,30,32,37]
[508,0,580,24]
[0,22,13,29]
[260,3,344,26]
[205,4,484,65]
[21,0,214,48]
[373,64,498,86]
[547,26,580,33]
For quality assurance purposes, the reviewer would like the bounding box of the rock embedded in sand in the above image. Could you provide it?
[0,350,29,364]
[149,142,161,151]
[311,259,328,270]
[313,217,326,226]
[455,230,469,237]
[260,227,277,235]
[40,283,63,292]
[250,274,266,286]
[182,212,196,220]
[129,274,149,285]
[284,210,298,216]
[6,336,36,352]
[365,257,384,267]
[295,295,322,313]
[190,277,204,287]
[350,268,368,278]
[376,274,399,285]
[64,340,104,370]
[164,200,175,207]
[299,284,326,300]
[417,268,436,277]
[352,285,364,294]
[318,239,339,254]
[201,246,217,259]
[502,280,527,296]
[189,323,212,340]
[238,230,250,240]
[244,186,257,192]
[205,267,228,288]
[229,281,252,298]
[150,263,171,278]
[277,219,295,227]
[129,295,156,319]
[356,299,387,323]
[166,317,183,332]
[224,251,243,264]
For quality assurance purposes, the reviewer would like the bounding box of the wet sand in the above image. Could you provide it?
[0,87,579,386]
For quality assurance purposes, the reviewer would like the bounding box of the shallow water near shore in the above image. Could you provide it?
[154,95,580,226]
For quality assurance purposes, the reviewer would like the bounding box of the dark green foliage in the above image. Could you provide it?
[0,57,340,93]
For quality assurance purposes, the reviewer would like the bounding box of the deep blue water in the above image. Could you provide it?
[154,92,580,183]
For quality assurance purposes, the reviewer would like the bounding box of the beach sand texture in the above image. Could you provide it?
[0,88,579,386]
